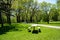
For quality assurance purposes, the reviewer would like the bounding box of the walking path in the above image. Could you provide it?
[31,24,60,29]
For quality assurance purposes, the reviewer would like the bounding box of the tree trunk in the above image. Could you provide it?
[0,12,3,27]
[30,9,35,22]
[7,15,11,25]
[6,0,12,25]
[6,11,11,25]
[46,11,49,24]
[30,16,32,22]
[17,15,20,23]
[47,12,49,24]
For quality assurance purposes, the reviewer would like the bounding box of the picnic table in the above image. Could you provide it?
[28,24,41,33]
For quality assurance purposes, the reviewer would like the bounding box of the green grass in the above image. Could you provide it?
[0,23,60,40]
[48,21,60,26]
[38,21,60,26]
[48,23,60,26]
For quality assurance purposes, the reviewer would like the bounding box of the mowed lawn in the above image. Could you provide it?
[0,23,60,40]
[49,21,60,26]
[38,21,60,26]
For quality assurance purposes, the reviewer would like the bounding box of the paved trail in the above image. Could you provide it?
[31,24,60,29]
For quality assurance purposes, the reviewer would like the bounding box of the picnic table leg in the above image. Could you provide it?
[28,27,31,32]
[38,29,41,32]
[33,27,35,30]
[28,29,31,32]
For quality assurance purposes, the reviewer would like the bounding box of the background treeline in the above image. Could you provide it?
[0,0,60,25]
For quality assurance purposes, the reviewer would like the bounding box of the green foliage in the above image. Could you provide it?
[0,0,60,23]
[50,5,59,21]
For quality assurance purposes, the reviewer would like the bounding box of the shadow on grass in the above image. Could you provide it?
[32,30,41,34]
[0,26,21,35]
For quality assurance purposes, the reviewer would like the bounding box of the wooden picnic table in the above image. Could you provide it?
[28,24,41,33]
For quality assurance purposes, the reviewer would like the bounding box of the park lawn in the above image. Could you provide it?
[38,21,60,26]
[0,23,60,40]
[48,21,60,26]
[48,23,60,26]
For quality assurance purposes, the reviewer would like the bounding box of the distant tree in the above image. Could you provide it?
[50,4,59,21]
[57,0,60,8]
[40,2,51,24]
[57,0,60,21]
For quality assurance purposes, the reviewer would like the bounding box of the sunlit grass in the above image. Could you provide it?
[0,23,60,40]
[38,21,60,26]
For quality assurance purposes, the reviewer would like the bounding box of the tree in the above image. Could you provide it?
[15,0,34,23]
[0,0,5,27]
[50,4,59,21]
[3,0,15,25]
[57,0,60,21]
[40,2,51,24]
[0,12,3,27]
[0,0,15,25]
